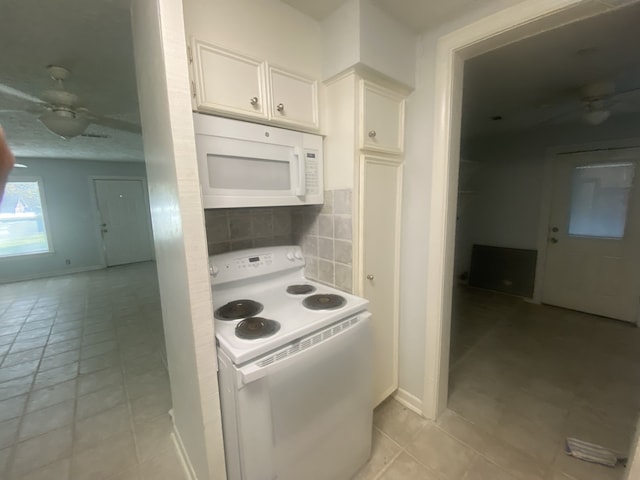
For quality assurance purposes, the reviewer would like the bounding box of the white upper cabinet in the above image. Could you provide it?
[360,81,405,155]
[191,40,268,121]
[190,39,319,131]
[268,65,318,130]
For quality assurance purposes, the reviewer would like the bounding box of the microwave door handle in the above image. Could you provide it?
[294,148,306,197]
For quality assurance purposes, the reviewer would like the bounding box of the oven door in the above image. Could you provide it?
[232,313,373,480]
[196,133,306,208]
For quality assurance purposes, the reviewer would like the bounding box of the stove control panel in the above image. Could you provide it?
[210,246,305,284]
[235,253,274,269]
[286,250,304,261]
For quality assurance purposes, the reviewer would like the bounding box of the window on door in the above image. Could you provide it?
[0,179,52,257]
[568,162,635,239]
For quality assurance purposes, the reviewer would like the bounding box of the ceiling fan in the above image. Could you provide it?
[0,65,141,139]
[548,80,640,126]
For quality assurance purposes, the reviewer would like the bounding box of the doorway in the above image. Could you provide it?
[424,2,640,477]
[94,178,153,267]
[423,0,638,418]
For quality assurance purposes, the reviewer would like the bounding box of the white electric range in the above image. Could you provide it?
[210,246,373,480]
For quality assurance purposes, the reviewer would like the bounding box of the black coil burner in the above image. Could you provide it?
[235,317,281,340]
[215,299,263,320]
[302,294,346,310]
[286,284,316,295]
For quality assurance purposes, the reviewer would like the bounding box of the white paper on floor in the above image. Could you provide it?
[565,437,627,467]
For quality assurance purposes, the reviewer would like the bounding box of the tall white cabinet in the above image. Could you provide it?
[325,69,407,406]
[360,156,403,405]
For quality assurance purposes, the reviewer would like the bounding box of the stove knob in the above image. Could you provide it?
[286,251,295,261]
[294,251,303,260]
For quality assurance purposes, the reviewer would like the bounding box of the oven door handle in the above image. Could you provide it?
[237,313,370,387]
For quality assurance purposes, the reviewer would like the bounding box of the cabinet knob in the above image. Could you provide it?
[277,103,285,112]
[366,274,374,280]
[250,97,259,106]
[368,130,377,138]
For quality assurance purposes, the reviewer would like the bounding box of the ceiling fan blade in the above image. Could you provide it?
[610,100,640,113]
[612,86,640,101]
[90,115,141,134]
[0,83,43,105]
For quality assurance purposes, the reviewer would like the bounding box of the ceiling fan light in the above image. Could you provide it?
[39,111,89,139]
[583,109,610,126]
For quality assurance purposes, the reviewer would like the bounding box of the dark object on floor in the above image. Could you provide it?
[469,244,537,297]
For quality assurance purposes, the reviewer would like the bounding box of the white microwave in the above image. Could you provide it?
[193,114,323,208]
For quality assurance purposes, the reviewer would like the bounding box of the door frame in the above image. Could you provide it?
[422,0,621,420]
[89,175,154,267]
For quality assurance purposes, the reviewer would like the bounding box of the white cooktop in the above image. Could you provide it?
[210,246,369,365]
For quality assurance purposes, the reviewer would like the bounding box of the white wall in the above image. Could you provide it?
[454,116,640,281]
[322,0,416,87]
[323,73,357,190]
[131,0,226,478]
[359,0,416,88]
[0,158,147,283]
[322,0,360,80]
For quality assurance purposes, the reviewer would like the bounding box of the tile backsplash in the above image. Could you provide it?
[292,189,353,293]
[204,207,295,255]
[203,189,354,292]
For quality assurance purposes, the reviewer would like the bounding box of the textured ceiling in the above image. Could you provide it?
[462,2,640,138]
[282,0,529,31]
[0,0,144,161]
[281,0,346,21]
[371,0,527,32]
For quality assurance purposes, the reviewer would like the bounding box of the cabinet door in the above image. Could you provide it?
[360,81,405,154]
[268,65,319,131]
[360,156,403,406]
[191,40,268,120]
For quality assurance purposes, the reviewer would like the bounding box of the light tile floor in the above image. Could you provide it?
[356,287,640,480]
[0,262,186,480]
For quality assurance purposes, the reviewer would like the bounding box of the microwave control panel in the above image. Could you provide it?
[304,150,320,195]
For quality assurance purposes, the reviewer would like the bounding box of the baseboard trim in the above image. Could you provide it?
[171,412,198,480]
[0,264,105,284]
[393,388,423,415]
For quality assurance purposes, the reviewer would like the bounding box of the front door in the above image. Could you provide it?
[541,148,640,322]
[94,179,153,267]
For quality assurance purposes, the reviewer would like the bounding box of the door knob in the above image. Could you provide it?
[250,96,258,106]
[367,274,374,280]
[368,130,377,138]
[550,237,558,243]
[276,103,285,112]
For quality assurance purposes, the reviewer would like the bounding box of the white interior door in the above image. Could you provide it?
[361,155,402,405]
[542,148,640,322]
[94,179,153,267]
